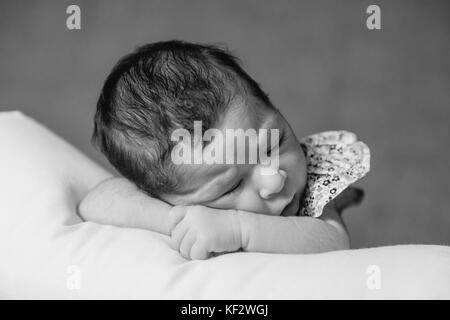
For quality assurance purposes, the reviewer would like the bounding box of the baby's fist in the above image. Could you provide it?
[169,205,242,260]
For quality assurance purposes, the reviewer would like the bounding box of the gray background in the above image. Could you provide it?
[1,0,449,248]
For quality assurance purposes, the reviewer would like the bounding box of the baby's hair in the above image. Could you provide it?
[93,40,274,197]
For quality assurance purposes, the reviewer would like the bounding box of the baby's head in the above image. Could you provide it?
[93,40,307,216]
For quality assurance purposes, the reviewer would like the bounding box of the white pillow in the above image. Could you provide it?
[0,110,449,299]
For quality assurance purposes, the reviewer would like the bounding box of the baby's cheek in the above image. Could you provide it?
[284,147,307,190]
[297,160,308,189]
[203,191,264,213]
[234,192,267,214]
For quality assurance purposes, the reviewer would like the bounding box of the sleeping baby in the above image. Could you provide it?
[79,40,370,260]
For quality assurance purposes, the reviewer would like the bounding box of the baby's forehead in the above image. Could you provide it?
[217,96,268,129]
[212,97,284,148]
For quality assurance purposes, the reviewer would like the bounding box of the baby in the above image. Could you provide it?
[79,40,370,260]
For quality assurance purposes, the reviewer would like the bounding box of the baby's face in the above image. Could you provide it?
[162,98,307,216]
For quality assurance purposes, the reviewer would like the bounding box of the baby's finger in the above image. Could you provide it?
[189,240,210,260]
[179,232,197,260]
[168,205,188,231]
[170,220,189,250]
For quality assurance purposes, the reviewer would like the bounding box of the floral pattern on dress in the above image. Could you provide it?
[298,131,370,218]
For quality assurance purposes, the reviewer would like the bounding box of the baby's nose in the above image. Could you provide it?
[259,169,287,199]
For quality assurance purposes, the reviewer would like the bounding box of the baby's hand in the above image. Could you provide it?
[168,205,242,260]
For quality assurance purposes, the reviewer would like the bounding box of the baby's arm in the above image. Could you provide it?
[237,187,363,254]
[169,200,351,259]
[237,202,349,254]
[78,177,172,235]
[80,178,355,258]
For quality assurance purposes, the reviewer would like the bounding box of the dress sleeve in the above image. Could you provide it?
[299,131,371,217]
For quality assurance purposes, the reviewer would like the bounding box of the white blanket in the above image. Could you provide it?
[0,111,449,299]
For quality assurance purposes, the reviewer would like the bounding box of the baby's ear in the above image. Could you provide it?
[334,187,365,213]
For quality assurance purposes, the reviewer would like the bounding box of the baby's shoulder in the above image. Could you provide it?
[300,130,370,174]
[298,130,371,218]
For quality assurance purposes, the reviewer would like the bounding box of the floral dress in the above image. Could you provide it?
[298,131,371,217]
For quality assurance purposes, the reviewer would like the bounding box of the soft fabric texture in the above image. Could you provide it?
[299,131,371,217]
[0,110,449,299]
